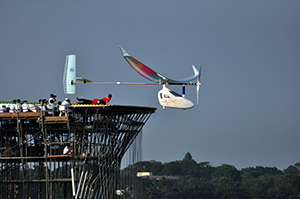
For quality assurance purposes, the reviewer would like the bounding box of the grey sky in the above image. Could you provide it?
[1,1,299,170]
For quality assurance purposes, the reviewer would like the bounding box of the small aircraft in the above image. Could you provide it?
[63,46,202,109]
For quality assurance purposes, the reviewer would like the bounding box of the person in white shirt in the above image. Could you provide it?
[38,99,47,112]
[9,100,16,113]
[56,101,61,116]
[15,99,22,112]
[22,100,30,112]
[47,99,55,116]
[0,105,6,113]
[49,94,57,103]
[59,98,70,117]
[63,143,71,155]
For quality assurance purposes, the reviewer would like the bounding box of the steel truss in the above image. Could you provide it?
[0,105,155,199]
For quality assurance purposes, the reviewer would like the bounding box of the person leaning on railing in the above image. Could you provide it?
[0,105,6,113]
[9,99,16,113]
[22,100,31,112]
[59,98,70,116]
[47,99,55,116]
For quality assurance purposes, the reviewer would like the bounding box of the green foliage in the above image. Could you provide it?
[211,164,243,199]
[4,152,299,198]
[133,160,163,175]
[241,166,283,179]
[123,152,300,199]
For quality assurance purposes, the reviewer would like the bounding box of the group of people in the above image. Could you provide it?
[0,93,113,116]
[0,94,112,116]
[0,94,72,116]
[42,94,72,116]
[0,99,31,113]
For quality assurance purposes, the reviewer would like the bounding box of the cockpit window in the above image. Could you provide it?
[170,90,182,97]
[160,93,163,99]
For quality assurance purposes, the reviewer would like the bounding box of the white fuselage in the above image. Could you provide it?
[157,85,194,109]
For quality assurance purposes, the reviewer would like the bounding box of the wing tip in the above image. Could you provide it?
[192,65,199,76]
[119,45,130,57]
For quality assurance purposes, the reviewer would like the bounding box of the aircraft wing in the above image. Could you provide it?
[119,46,168,83]
[119,46,199,85]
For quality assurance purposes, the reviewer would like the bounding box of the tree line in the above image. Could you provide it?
[122,152,300,199]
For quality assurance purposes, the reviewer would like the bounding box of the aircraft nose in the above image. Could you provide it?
[186,100,194,109]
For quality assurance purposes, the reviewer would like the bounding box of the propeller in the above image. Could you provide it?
[196,65,202,104]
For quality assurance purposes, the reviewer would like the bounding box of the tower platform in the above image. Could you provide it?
[0,104,156,199]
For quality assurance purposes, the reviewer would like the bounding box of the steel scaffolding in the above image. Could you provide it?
[0,105,156,199]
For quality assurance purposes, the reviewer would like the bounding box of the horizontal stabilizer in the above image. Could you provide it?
[76,77,92,83]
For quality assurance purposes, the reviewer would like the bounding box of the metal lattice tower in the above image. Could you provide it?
[0,105,156,199]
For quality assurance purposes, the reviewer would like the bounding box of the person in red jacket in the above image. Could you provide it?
[98,94,112,105]
[76,94,112,105]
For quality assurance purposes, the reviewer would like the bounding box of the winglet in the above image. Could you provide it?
[119,45,130,57]
[192,65,199,76]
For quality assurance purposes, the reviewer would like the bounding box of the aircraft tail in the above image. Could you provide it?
[63,55,76,94]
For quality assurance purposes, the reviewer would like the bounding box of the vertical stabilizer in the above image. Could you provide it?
[63,55,76,94]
